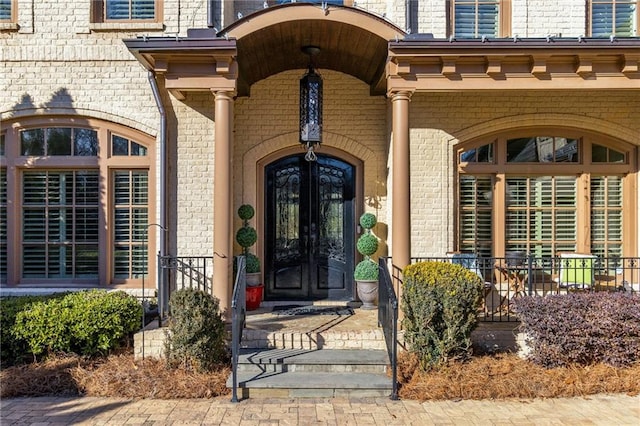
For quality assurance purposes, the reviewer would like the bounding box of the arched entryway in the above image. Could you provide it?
[264,153,356,301]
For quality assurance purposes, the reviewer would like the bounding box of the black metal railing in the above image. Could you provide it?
[230,255,246,403]
[378,257,399,400]
[411,254,640,322]
[158,255,214,321]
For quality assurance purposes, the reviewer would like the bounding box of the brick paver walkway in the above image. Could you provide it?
[1,394,638,425]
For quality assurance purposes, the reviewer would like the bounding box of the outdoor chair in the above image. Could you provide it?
[446,252,503,314]
[554,253,597,290]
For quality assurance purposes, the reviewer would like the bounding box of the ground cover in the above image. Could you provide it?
[2,351,638,400]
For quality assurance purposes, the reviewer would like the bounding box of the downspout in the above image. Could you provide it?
[147,70,168,322]
[207,0,216,29]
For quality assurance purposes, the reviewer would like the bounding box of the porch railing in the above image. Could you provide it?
[230,255,246,403]
[158,255,214,322]
[378,257,399,400]
[411,255,640,322]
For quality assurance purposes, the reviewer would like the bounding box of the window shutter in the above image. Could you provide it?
[459,176,493,257]
[591,176,623,257]
[455,1,499,38]
[107,0,155,20]
[592,1,636,37]
[0,0,11,21]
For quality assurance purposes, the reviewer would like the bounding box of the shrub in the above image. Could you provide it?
[165,289,227,372]
[354,259,379,281]
[401,261,483,369]
[513,292,640,367]
[1,295,62,366]
[11,290,142,360]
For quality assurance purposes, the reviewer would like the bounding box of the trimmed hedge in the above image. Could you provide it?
[513,292,640,367]
[402,261,484,369]
[9,290,142,361]
[165,288,227,372]
[1,295,63,366]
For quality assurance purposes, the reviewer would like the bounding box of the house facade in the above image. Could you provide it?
[1,0,639,313]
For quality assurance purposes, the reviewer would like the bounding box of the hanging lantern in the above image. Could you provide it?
[299,47,322,161]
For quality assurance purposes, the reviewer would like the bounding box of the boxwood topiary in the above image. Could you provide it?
[359,212,377,230]
[235,226,257,249]
[354,259,379,281]
[245,253,261,273]
[401,261,483,369]
[237,204,255,221]
[356,233,378,257]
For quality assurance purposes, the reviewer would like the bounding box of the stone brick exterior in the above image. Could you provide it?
[1,1,638,291]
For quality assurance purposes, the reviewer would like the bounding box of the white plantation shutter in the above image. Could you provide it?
[506,177,576,257]
[22,171,99,278]
[592,1,637,37]
[0,0,11,21]
[455,0,499,38]
[459,176,493,257]
[591,176,623,257]
[106,0,155,20]
[113,170,148,279]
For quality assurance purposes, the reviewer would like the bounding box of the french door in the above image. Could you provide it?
[265,154,355,300]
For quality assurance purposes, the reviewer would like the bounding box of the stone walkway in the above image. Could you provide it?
[1,394,638,425]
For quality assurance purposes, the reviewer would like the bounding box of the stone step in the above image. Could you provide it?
[227,348,392,398]
[240,328,386,350]
[235,348,389,374]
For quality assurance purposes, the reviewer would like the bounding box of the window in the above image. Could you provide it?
[22,171,100,278]
[450,0,511,38]
[1,120,154,286]
[590,0,638,37]
[113,170,148,279]
[456,132,636,257]
[93,0,160,22]
[0,0,14,22]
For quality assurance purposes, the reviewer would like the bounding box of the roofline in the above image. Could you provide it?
[391,36,640,51]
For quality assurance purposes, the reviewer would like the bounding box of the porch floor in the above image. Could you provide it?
[241,301,385,350]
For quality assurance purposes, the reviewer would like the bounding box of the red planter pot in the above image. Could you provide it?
[246,284,264,311]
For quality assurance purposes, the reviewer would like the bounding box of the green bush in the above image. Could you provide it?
[354,259,379,281]
[1,295,62,366]
[165,289,227,372]
[11,290,142,360]
[401,261,483,369]
[245,253,261,273]
[356,233,379,257]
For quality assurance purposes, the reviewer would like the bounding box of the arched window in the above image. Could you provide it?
[456,130,637,258]
[0,117,155,287]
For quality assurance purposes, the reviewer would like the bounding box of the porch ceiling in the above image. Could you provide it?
[222,3,406,96]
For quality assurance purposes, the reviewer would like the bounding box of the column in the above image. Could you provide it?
[212,90,234,316]
[391,91,412,273]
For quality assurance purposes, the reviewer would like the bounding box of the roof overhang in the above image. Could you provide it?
[123,37,238,100]
[387,36,640,94]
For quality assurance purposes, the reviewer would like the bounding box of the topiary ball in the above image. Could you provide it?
[354,259,379,281]
[359,212,377,230]
[237,204,255,221]
[236,227,257,248]
[357,233,378,257]
[245,253,260,273]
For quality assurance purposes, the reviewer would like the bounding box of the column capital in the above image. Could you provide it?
[211,89,237,100]
[388,90,414,102]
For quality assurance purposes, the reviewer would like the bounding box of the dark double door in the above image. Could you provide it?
[265,154,355,300]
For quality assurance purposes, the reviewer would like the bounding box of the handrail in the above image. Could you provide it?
[378,257,399,400]
[230,255,246,403]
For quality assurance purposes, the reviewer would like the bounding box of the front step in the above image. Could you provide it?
[227,348,393,398]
